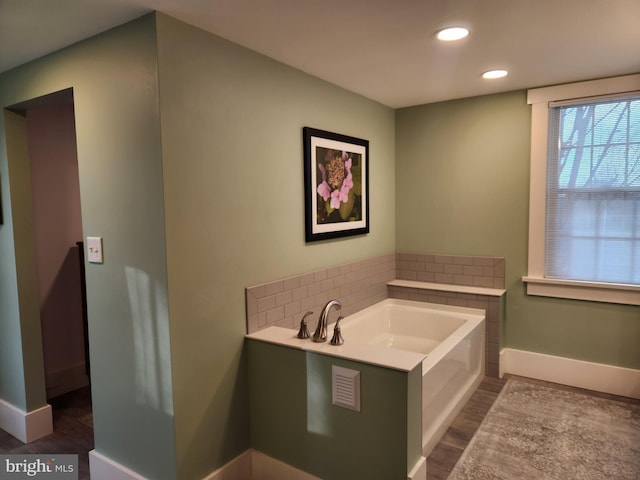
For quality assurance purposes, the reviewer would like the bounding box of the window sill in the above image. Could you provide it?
[522,276,640,306]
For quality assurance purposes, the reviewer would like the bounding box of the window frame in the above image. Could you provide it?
[523,74,640,306]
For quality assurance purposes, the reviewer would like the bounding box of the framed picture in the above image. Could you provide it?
[303,127,369,242]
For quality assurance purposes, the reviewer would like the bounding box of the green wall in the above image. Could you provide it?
[0,15,177,479]
[155,14,396,478]
[396,91,640,369]
[247,340,421,480]
[0,109,46,411]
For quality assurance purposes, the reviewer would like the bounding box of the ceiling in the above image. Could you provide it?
[1,0,639,108]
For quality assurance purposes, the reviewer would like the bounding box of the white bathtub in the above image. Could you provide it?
[338,298,485,456]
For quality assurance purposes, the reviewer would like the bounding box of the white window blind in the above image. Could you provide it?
[545,94,640,285]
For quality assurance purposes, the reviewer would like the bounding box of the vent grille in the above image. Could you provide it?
[332,366,360,412]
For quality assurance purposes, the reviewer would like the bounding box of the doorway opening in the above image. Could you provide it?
[7,89,94,464]
[22,89,90,401]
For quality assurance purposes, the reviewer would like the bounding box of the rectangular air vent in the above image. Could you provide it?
[332,365,361,412]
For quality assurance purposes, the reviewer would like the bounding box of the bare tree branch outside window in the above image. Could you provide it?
[546,96,640,285]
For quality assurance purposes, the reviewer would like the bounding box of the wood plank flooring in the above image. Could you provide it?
[427,374,640,480]
[427,375,507,480]
[0,386,93,480]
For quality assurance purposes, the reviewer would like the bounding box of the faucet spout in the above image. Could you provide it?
[313,299,342,342]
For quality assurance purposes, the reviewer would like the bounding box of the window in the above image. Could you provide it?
[547,96,640,284]
[523,75,640,305]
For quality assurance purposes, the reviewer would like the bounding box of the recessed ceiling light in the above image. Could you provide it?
[436,27,469,42]
[482,69,508,79]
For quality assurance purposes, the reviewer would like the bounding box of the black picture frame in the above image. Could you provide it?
[303,127,369,242]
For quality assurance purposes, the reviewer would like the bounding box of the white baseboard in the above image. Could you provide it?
[204,449,319,480]
[205,449,423,480]
[90,447,421,480]
[203,450,252,480]
[500,348,640,399]
[89,448,316,480]
[89,450,147,480]
[408,456,427,480]
[45,362,89,399]
[250,450,319,480]
[0,399,52,443]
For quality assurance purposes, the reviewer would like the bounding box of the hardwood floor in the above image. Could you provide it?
[427,375,507,480]
[0,386,93,480]
[426,374,640,480]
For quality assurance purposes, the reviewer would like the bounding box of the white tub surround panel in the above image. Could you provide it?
[388,281,504,378]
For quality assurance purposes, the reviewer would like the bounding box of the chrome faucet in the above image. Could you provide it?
[313,299,342,342]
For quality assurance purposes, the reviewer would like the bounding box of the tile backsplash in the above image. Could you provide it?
[245,251,505,377]
[245,253,395,334]
[396,252,505,289]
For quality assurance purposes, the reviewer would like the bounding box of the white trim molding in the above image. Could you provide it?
[527,74,640,105]
[203,448,426,480]
[522,276,640,306]
[204,449,319,480]
[89,450,147,480]
[0,399,52,443]
[408,455,427,480]
[44,362,90,399]
[91,447,426,480]
[202,450,252,480]
[500,348,640,399]
[250,450,319,480]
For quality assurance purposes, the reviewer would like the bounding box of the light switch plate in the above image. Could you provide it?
[86,236,104,263]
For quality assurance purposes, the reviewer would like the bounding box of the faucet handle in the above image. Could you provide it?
[330,316,344,346]
[296,311,313,339]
